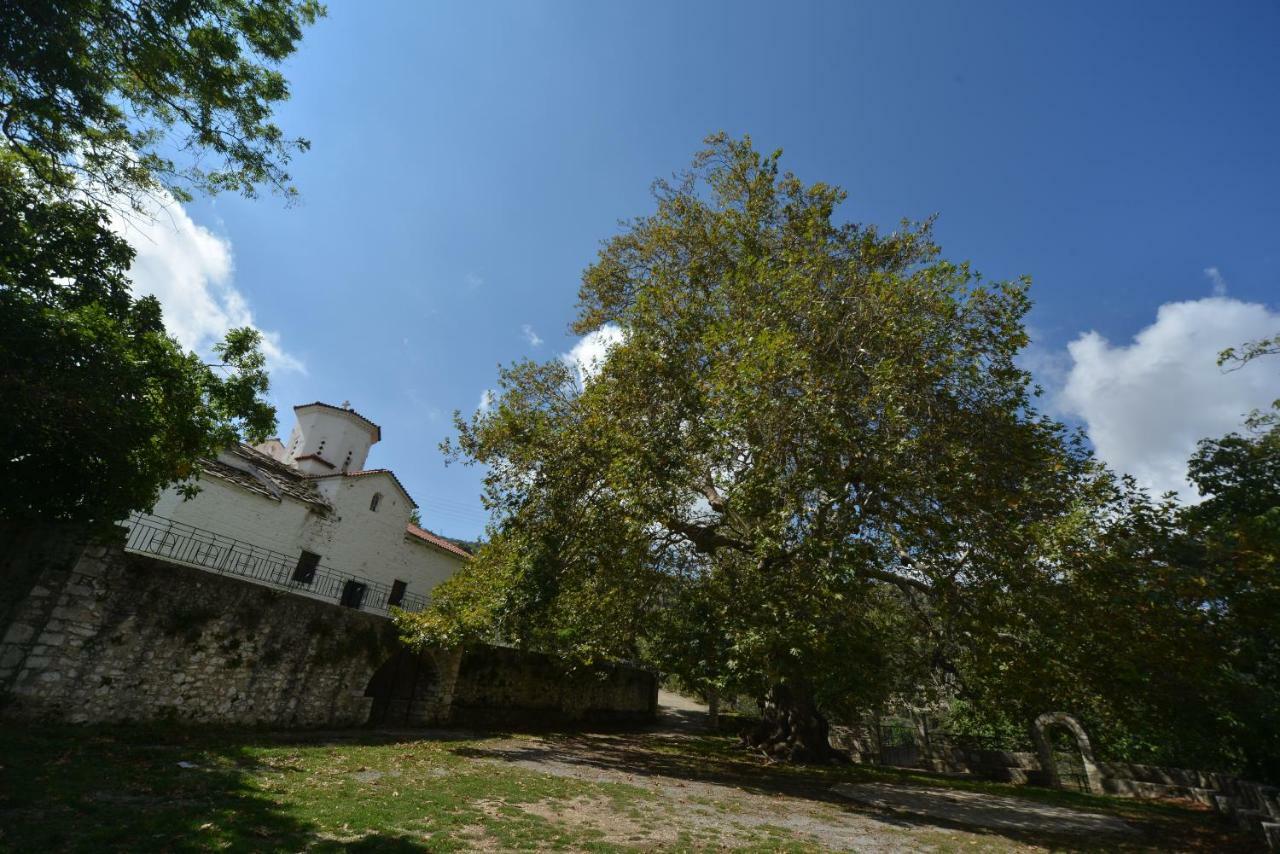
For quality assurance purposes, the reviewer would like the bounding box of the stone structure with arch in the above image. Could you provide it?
[1032,712,1104,794]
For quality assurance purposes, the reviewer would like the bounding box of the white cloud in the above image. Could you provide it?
[465,272,483,289]
[561,323,625,387]
[1056,295,1280,501]
[1204,266,1229,297]
[474,325,622,419]
[1017,325,1072,399]
[109,198,304,374]
[521,324,544,347]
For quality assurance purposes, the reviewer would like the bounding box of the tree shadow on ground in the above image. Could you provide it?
[449,728,1252,853]
[0,721,1250,852]
[0,725,446,852]
[650,705,710,733]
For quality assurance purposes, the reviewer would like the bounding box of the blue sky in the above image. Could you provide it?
[125,1,1280,539]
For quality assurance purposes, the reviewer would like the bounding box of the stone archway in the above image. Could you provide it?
[1032,712,1104,794]
[363,645,463,727]
[364,647,439,726]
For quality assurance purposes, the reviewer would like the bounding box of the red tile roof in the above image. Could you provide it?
[406,524,473,559]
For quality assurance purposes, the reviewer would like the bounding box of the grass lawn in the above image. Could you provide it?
[0,724,1252,852]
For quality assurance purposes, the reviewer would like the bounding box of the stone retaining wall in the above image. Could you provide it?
[450,644,658,727]
[0,527,657,730]
[1,532,399,726]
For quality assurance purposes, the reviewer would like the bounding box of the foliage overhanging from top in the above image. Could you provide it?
[0,0,325,209]
[0,159,276,527]
[0,0,324,526]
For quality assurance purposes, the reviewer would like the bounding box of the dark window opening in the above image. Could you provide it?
[389,579,407,607]
[370,492,382,512]
[293,550,321,583]
[340,579,368,609]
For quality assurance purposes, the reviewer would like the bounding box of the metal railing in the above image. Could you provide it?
[120,513,429,616]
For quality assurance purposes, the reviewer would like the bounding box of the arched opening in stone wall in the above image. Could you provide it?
[1032,712,1104,794]
[1046,728,1088,790]
[364,647,439,726]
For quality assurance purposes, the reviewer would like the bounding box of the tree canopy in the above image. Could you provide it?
[0,159,275,527]
[946,336,1280,780]
[403,135,1092,759]
[1,0,324,208]
[0,0,322,526]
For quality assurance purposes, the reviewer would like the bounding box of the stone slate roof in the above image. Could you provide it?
[292,453,335,469]
[199,444,332,510]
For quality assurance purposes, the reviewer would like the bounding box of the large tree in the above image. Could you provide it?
[0,159,274,528]
[1179,340,1280,778]
[403,135,1089,760]
[949,339,1280,780]
[0,0,322,526]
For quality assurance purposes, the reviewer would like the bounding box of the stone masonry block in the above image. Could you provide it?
[4,543,653,731]
[2,623,36,645]
[0,645,28,671]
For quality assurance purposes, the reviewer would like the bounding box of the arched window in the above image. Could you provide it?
[370,492,382,512]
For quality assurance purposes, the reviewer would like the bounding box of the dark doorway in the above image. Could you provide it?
[364,648,437,726]
[1049,728,1088,792]
[293,550,320,583]
[340,579,367,609]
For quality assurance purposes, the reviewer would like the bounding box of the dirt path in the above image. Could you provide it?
[445,695,1184,851]
[464,733,930,850]
[654,689,712,734]
[832,781,1137,837]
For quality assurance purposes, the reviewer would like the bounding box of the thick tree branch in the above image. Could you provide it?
[662,516,749,555]
[862,566,934,595]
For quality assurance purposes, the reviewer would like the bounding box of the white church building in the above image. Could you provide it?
[123,401,470,615]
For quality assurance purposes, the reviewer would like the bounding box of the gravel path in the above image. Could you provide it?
[469,733,927,851]
[832,781,1138,837]
[452,693,1152,851]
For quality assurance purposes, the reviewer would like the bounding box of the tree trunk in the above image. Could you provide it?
[707,687,720,732]
[743,681,842,763]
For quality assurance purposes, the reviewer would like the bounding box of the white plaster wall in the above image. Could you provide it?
[151,477,316,558]
[255,437,287,461]
[320,475,462,602]
[285,407,377,472]
[144,471,463,611]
